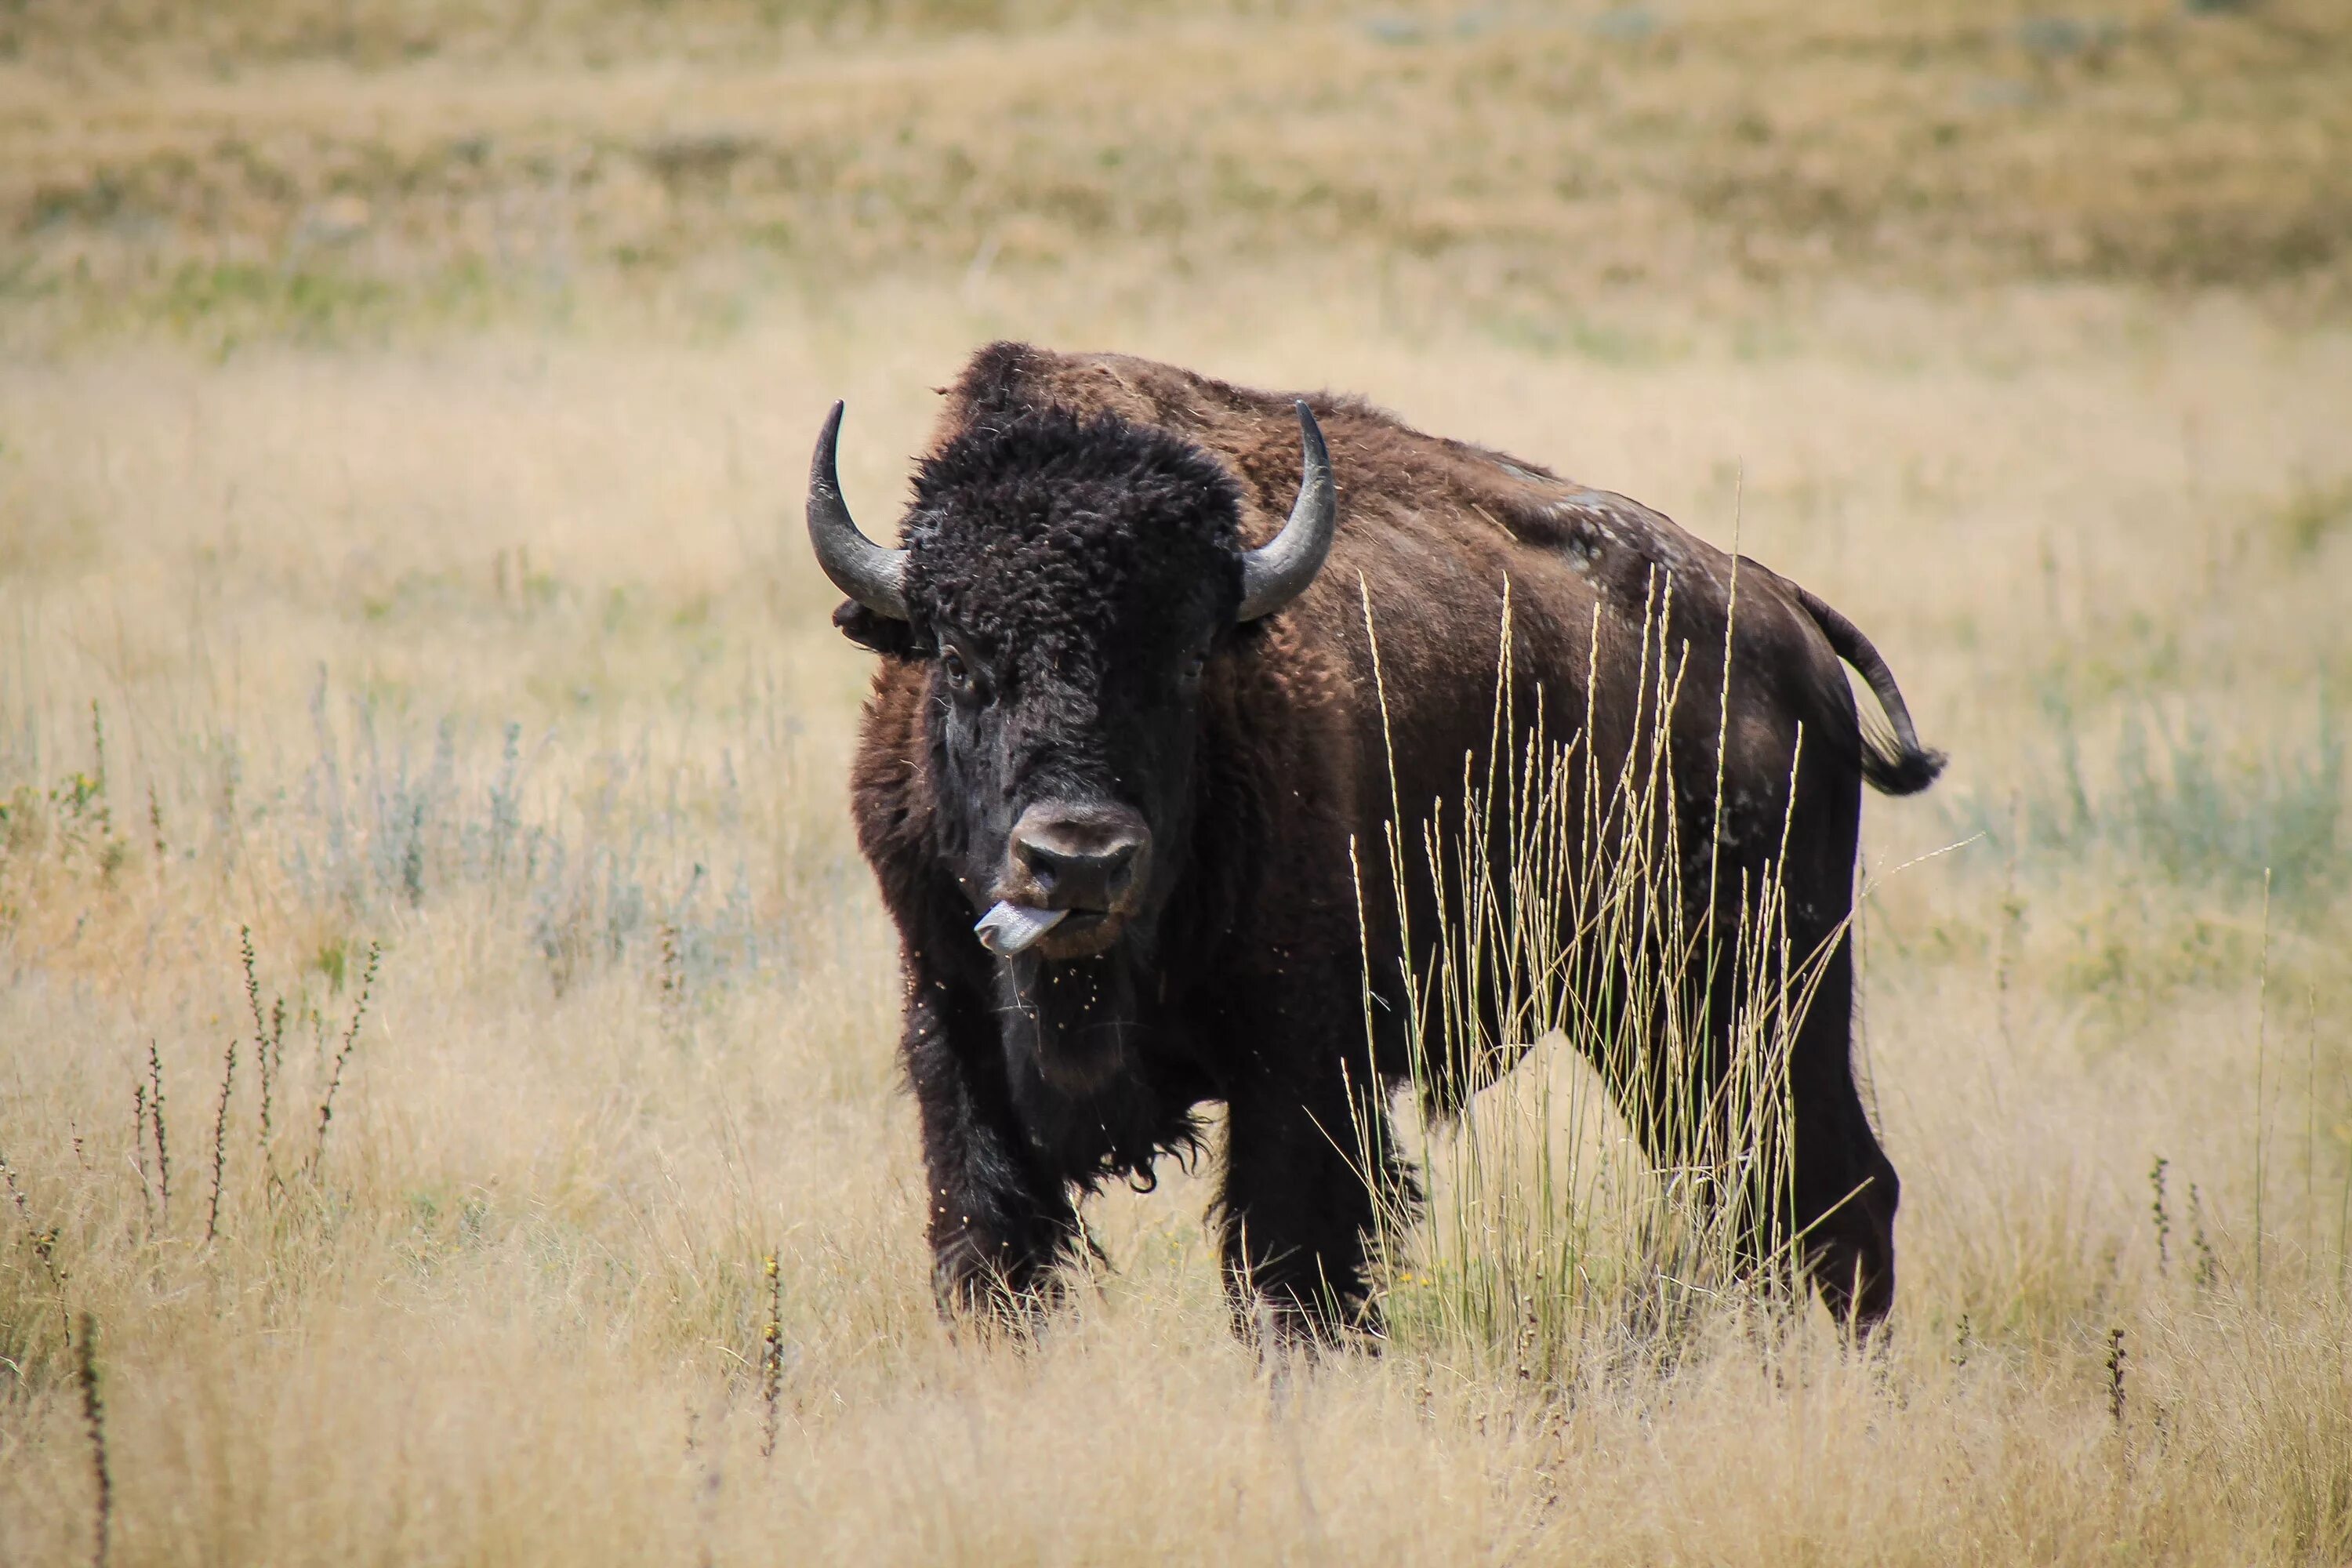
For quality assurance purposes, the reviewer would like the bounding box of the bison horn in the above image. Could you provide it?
[1236,401,1338,622]
[807,401,909,621]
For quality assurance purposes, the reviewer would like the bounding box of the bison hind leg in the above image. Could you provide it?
[1795,1150,1900,1335]
[1781,941,1902,1338]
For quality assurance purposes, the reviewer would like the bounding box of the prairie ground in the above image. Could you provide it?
[3,4,2351,1564]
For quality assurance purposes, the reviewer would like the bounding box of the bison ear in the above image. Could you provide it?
[833,600,920,657]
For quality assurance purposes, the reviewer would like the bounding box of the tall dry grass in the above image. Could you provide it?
[1352,572,1825,1373]
[4,4,2352,1563]
[0,288,2343,1565]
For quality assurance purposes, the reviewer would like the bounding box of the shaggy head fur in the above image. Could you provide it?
[902,408,1246,667]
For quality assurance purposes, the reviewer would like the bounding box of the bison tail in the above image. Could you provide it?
[1795,586,1947,797]
[1860,730,1947,797]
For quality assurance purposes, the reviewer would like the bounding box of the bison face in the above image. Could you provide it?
[808,400,1334,975]
[925,605,1214,962]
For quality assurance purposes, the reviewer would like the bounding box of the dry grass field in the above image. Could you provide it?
[3,2,2351,1563]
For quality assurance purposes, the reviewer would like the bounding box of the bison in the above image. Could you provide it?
[808,342,1942,1342]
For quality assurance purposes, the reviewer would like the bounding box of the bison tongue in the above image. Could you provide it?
[974,901,1069,956]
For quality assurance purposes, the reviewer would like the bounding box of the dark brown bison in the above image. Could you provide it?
[808,342,1941,1342]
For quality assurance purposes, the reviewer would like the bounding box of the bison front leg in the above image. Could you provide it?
[901,976,1082,1329]
[1218,1042,1410,1347]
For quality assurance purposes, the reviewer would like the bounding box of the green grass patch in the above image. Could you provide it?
[1958,684,2347,909]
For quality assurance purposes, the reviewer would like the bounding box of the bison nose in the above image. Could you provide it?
[1009,804,1149,912]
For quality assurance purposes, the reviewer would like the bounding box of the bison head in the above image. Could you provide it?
[808,401,1333,984]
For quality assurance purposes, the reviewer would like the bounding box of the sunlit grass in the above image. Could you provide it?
[1,10,2350,1545]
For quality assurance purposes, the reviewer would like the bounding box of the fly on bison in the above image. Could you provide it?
[805,341,1943,1348]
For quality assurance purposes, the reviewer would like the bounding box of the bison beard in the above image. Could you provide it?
[814,341,1944,1345]
[996,949,1143,1097]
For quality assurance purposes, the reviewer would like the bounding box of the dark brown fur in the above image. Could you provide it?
[840,342,1942,1340]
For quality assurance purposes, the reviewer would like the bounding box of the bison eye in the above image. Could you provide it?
[941,647,974,697]
[1180,651,1208,688]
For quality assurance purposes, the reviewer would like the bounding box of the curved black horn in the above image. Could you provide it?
[806,401,909,620]
[1236,401,1337,622]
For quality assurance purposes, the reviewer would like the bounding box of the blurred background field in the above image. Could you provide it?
[2,2,2350,1563]
[5,0,2350,348]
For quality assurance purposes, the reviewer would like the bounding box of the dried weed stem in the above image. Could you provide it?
[310,941,381,1175]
